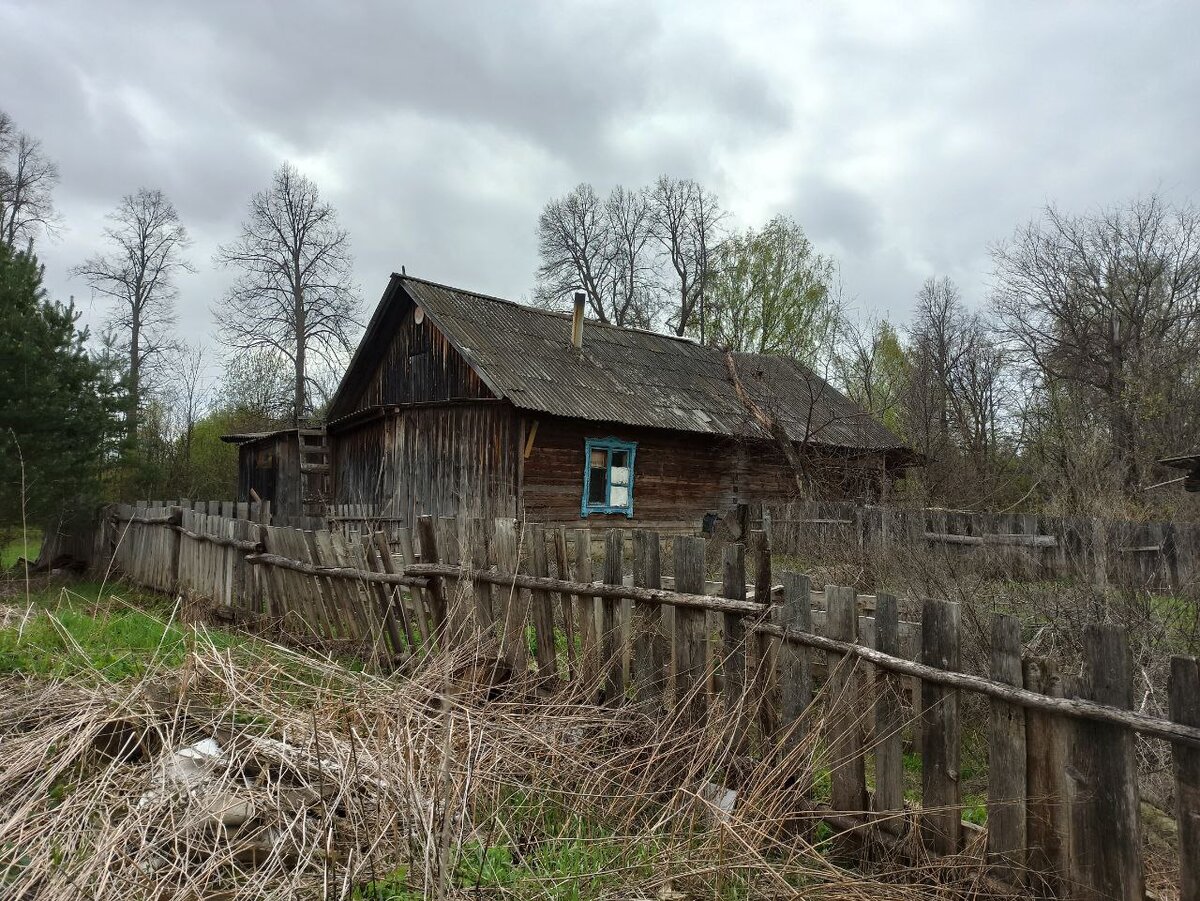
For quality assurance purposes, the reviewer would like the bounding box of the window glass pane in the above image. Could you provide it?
[588,465,607,504]
[610,485,629,507]
[610,449,628,469]
[590,448,608,469]
[610,465,629,487]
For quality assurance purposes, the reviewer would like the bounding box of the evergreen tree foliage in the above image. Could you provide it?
[0,241,119,526]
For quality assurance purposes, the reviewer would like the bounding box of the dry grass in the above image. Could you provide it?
[0,595,1030,901]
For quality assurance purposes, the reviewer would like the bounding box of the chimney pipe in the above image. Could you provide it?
[571,291,585,349]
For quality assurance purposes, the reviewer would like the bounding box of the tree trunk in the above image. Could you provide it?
[294,283,306,426]
[129,312,140,442]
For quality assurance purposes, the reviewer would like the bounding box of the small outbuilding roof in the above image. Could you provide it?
[219,428,298,445]
[328,274,911,456]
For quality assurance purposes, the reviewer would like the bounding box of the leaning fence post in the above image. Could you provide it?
[493,518,528,673]
[827,585,867,817]
[873,592,904,834]
[416,515,447,641]
[371,531,414,650]
[632,530,666,712]
[1068,624,1144,901]
[673,536,708,725]
[920,597,961,856]
[468,517,494,633]
[602,529,625,704]
[1169,656,1200,901]
[988,613,1026,880]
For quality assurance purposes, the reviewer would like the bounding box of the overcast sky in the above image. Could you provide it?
[3,1,1199,368]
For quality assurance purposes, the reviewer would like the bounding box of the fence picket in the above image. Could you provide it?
[1068,625,1144,901]
[988,613,1026,879]
[873,592,904,834]
[828,585,867,817]
[920,598,961,856]
[779,571,812,758]
[529,525,559,682]
[673,536,707,726]
[1169,656,1200,901]
[493,518,526,671]
[632,529,666,712]
[721,543,748,748]
[602,530,625,704]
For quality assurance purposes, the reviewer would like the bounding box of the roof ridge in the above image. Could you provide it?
[396,273,699,344]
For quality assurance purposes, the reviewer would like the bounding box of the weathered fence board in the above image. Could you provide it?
[92,502,1200,899]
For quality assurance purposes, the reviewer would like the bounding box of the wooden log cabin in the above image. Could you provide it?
[310,273,917,532]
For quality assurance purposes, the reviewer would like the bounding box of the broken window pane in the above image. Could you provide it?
[588,463,607,504]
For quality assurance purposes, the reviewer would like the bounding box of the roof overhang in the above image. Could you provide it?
[219,428,299,445]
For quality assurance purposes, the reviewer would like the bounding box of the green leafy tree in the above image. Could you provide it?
[835,317,908,434]
[0,241,118,527]
[703,215,841,364]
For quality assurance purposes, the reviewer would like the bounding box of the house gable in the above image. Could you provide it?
[330,279,497,420]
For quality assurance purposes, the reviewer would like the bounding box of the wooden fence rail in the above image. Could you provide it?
[760,500,1200,594]
[91,502,1200,900]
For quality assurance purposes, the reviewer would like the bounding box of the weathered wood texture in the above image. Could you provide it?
[1068,625,1144,901]
[987,613,1026,880]
[235,433,304,526]
[873,592,904,833]
[1170,656,1200,901]
[333,404,518,526]
[920,598,961,855]
[673,535,708,726]
[1023,657,1068,896]
[827,585,866,815]
[631,529,666,711]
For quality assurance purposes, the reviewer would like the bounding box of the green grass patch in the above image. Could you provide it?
[0,579,236,681]
[356,787,664,901]
[0,527,41,570]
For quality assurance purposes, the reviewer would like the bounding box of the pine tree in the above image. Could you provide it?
[0,241,119,527]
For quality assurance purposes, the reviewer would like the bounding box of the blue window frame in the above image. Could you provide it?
[581,438,637,517]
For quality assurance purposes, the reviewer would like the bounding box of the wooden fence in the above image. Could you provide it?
[93,502,1200,901]
[761,500,1200,593]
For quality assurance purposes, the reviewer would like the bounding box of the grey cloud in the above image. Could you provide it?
[2,0,1198,361]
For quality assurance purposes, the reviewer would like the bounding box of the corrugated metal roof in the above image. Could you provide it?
[332,274,907,452]
[219,429,298,445]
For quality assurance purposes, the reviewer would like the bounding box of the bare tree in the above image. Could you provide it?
[0,113,59,249]
[171,344,210,462]
[993,196,1200,494]
[899,276,1014,503]
[73,189,191,440]
[603,185,658,328]
[648,176,723,338]
[214,163,360,423]
[536,182,659,327]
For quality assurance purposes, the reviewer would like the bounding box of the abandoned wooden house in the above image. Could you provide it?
[291,273,913,530]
